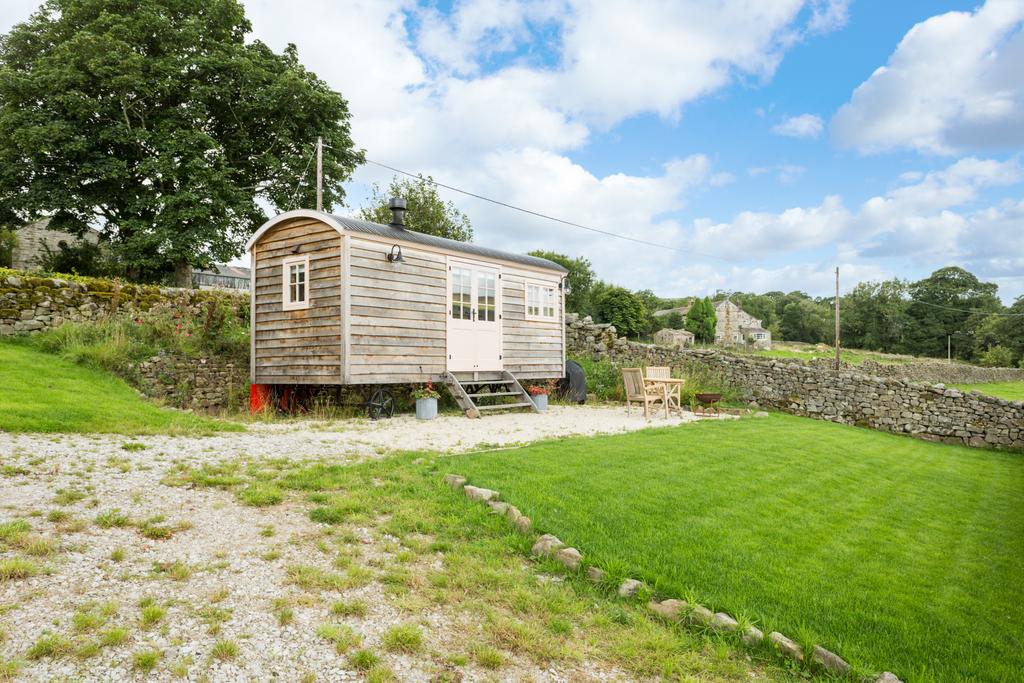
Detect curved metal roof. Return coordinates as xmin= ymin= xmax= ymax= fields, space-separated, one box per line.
xmin=327 ymin=213 xmax=567 ymax=273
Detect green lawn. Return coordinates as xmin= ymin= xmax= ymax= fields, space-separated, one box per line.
xmin=749 ymin=346 xmax=913 ymax=365
xmin=454 ymin=414 xmax=1024 ymax=682
xmin=952 ymin=381 xmax=1024 ymax=402
xmin=0 ymin=340 xmax=240 ymax=434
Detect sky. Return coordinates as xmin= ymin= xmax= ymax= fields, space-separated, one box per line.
xmin=2 ymin=0 xmax=1023 ymax=302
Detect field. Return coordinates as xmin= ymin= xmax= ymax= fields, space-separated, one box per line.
xmin=743 ymin=342 xmax=915 ymax=365
xmin=952 ymin=381 xmax=1024 ymax=402
xmin=454 ymin=414 xmax=1024 ymax=682
xmin=0 ymin=340 xmax=238 ymax=434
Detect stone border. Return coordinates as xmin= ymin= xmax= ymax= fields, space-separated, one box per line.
xmin=445 ymin=473 xmax=904 ymax=683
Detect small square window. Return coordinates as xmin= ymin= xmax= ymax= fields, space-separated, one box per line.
xmin=282 ymin=255 xmax=310 ymax=311
xmin=526 ymin=281 xmax=558 ymax=321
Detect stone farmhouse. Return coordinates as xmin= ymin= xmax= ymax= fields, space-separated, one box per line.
xmin=653 ymin=298 xmax=772 ymax=350
xmin=8 ymin=218 xmax=100 ymax=271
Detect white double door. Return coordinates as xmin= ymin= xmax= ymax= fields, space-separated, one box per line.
xmin=447 ymin=259 xmax=501 ymax=372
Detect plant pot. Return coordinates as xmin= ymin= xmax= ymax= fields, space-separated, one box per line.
xmin=531 ymin=394 xmax=548 ymax=411
xmin=415 ymin=397 xmax=438 ymax=420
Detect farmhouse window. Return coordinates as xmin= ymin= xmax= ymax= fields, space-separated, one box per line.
xmin=282 ymin=255 xmax=310 ymax=311
xmin=527 ymin=282 xmax=557 ymax=320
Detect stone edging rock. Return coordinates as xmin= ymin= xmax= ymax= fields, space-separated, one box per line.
xmin=445 ymin=473 xmax=904 ymax=683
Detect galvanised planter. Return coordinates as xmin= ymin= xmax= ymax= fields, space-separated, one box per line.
xmin=531 ymin=394 xmax=549 ymax=411
xmin=415 ymin=397 xmax=438 ymax=420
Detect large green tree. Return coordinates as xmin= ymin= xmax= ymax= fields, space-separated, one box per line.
xmin=685 ymin=297 xmax=717 ymax=343
xmin=0 ymin=0 xmax=362 ymax=284
xmin=595 ymin=286 xmax=647 ymax=338
xmin=359 ymin=175 xmax=472 ymax=242
xmin=905 ymin=267 xmax=1002 ymax=360
xmin=528 ymin=250 xmax=595 ymax=314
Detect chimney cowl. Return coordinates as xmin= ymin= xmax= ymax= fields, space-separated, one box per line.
xmin=388 ymin=197 xmax=407 ymax=228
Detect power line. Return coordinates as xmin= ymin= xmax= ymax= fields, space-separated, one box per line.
xmin=321 ymin=143 xmax=738 ymax=263
xmin=319 ymin=143 xmax=1024 ymax=316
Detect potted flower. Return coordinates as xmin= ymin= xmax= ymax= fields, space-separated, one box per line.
xmin=526 ymin=382 xmax=552 ymax=411
xmin=412 ymin=382 xmax=440 ymax=420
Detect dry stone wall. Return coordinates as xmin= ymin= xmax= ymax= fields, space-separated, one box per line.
xmin=566 ymin=313 xmax=1024 ymax=451
xmin=131 ymin=354 xmax=245 ymax=412
xmin=0 ymin=270 xmax=247 ymax=336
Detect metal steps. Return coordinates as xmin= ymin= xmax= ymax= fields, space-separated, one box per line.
xmin=442 ymin=370 xmax=539 ymax=418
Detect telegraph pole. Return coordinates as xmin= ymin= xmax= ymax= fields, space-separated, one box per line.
xmin=834 ymin=267 xmax=841 ymax=371
xmin=315 ymin=136 xmax=323 ymax=212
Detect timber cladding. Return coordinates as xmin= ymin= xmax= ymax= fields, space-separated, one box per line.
xmin=502 ymin=272 xmax=564 ymax=379
xmin=252 ymin=217 xmax=343 ymax=384
xmin=347 ymin=238 xmax=447 ymax=383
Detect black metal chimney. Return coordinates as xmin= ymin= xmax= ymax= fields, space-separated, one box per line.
xmin=388 ymin=197 xmax=406 ymax=228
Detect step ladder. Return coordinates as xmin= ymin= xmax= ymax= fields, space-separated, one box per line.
xmin=442 ymin=370 xmax=539 ymax=418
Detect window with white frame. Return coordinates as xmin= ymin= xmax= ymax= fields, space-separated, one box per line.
xmin=526 ymin=282 xmax=557 ymax=320
xmin=282 ymin=255 xmax=310 ymax=310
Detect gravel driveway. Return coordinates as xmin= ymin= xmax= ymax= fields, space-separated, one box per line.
xmin=0 ymin=406 xmax=730 ymax=682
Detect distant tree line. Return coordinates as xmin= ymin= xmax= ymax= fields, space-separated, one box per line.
xmin=529 ymin=252 xmax=1024 ymax=367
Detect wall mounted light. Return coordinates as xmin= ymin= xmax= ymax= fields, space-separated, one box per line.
xmin=386 ymin=245 xmax=404 ymax=263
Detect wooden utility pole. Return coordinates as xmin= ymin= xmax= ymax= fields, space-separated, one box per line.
xmin=834 ymin=267 xmax=841 ymax=371
xmin=948 ymin=334 xmax=951 ymax=363
xmin=315 ymin=136 xmax=323 ymax=212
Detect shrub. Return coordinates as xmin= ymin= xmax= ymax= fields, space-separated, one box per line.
xmin=979 ymin=345 xmax=1015 ymax=368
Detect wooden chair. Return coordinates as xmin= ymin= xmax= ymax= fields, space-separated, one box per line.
xmin=646 ymin=366 xmax=682 ymax=411
xmin=622 ymin=368 xmax=669 ymax=419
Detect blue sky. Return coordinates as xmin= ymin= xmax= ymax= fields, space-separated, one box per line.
xmin=2 ymin=0 xmax=1022 ymax=301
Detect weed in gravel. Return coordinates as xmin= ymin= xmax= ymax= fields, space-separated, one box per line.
xmin=132 ymin=648 xmax=161 ymax=672
xmin=110 ymin=547 xmax=126 ymax=562
xmin=20 ymin=534 xmax=57 ymax=557
xmin=53 ymin=488 xmax=87 ymax=505
xmin=45 ymin=510 xmax=69 ymax=523
xmin=210 ymin=639 xmax=239 ymax=661
xmin=72 ymin=602 xmax=116 ymax=632
xmin=0 ymin=520 xmax=30 ymax=544
xmin=209 ymin=586 xmax=230 ymax=603
xmin=74 ymin=639 xmax=101 ymax=659
xmin=0 ymin=658 xmax=21 ymax=681
xmin=106 ymin=455 xmax=133 ymax=472
xmin=381 ymin=624 xmax=423 ymax=654
xmin=0 ymin=557 xmax=40 ymax=581
xmin=27 ymin=632 xmax=74 ymax=659
xmin=237 ymin=482 xmax=284 ymax=507
xmin=261 ymin=548 xmax=282 ymax=561
xmin=137 ymin=515 xmax=189 ymax=540
xmin=316 ymin=623 xmax=361 ymax=654
xmin=259 ymin=525 xmax=275 ymax=537
xmin=284 ymin=564 xmax=349 ymax=591
xmin=121 ymin=441 xmax=147 ymax=452
xmin=99 ymin=627 xmax=129 ymax=647
xmin=348 ymin=648 xmax=379 ymax=671
xmin=366 ymin=664 xmax=397 ymax=683
xmin=169 ymin=655 xmax=192 ymax=678
xmin=330 ymin=598 xmax=367 ymax=618
xmin=140 ymin=603 xmax=166 ymax=629
xmin=196 ymin=607 xmax=232 ymax=635
xmin=471 ymin=643 xmax=505 ymax=669
xmin=152 ymin=560 xmax=193 ymax=581
xmin=94 ymin=508 xmax=131 ymax=528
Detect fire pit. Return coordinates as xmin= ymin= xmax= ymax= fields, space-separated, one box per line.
xmin=694 ymin=392 xmax=722 ymax=415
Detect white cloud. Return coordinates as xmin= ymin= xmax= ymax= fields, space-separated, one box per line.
xmin=806 ymin=0 xmax=851 ymax=35
xmin=772 ymin=113 xmax=824 ymax=139
xmin=749 ymin=164 xmax=807 ymax=184
xmin=833 ymin=0 xmax=1024 ymax=154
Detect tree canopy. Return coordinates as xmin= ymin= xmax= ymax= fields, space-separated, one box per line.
xmin=685 ymin=297 xmax=717 ymax=343
xmin=0 ymin=0 xmax=362 ymax=284
xmin=359 ymin=175 xmax=472 ymax=242
xmin=595 ymin=286 xmax=647 ymax=338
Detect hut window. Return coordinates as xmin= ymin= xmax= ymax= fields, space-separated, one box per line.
xmin=451 ymin=267 xmax=472 ymax=320
xmin=526 ymin=282 xmax=557 ymax=321
xmin=282 ymin=255 xmax=310 ymax=311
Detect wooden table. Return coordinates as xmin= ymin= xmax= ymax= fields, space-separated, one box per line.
xmin=646 ymin=377 xmax=685 ymax=412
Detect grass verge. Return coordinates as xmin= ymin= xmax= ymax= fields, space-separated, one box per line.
xmin=951 ymin=381 xmax=1024 ymax=402
xmin=453 ymin=413 xmax=1024 ymax=682
xmin=0 ymin=340 xmax=240 ymax=434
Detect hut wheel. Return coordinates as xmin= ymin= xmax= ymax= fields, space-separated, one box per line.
xmin=366 ymin=388 xmax=395 ymax=420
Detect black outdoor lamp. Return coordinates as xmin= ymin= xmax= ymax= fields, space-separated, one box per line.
xmin=386 ymin=244 xmax=404 ymax=263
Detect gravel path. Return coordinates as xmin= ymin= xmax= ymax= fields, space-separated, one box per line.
xmin=0 ymin=406 xmax=724 ymax=682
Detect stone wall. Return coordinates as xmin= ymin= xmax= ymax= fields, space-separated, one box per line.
xmin=566 ymin=313 xmax=1024 ymax=451
xmin=0 ymin=270 xmax=247 ymax=336
xmin=130 ymin=354 xmax=246 ymax=412
xmin=812 ymin=357 xmax=1024 ymax=385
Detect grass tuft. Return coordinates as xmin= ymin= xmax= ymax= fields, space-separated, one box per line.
xmin=237 ymin=482 xmax=284 ymax=507
xmin=94 ymin=508 xmax=132 ymax=528
xmin=0 ymin=557 xmax=40 ymax=581
xmin=132 ymin=648 xmax=161 ymax=673
xmin=210 ymin=639 xmax=239 ymax=661
xmin=381 ymin=623 xmax=423 ymax=654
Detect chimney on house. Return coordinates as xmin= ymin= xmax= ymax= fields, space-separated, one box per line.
xmin=388 ymin=198 xmax=406 ymax=228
